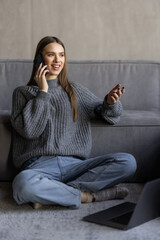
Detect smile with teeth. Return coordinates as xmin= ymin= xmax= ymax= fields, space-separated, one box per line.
xmin=51 ymin=64 xmax=61 ymax=70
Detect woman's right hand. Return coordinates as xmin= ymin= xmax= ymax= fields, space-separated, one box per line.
xmin=34 ymin=63 xmax=49 ymax=92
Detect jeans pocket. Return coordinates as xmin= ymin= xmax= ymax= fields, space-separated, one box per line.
xmin=21 ymin=156 xmax=40 ymax=170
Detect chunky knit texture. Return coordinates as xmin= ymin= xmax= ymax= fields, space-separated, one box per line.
xmin=11 ymin=79 xmax=123 ymax=169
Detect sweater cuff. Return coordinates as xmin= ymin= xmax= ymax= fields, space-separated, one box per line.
xmin=103 ymin=94 xmax=116 ymax=109
xmin=102 ymin=94 xmax=123 ymax=115
xmin=36 ymin=90 xmax=51 ymax=102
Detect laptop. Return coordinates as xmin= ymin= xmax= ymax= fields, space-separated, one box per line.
xmin=83 ymin=178 xmax=160 ymax=230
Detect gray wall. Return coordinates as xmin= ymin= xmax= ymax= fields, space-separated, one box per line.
xmin=0 ymin=0 xmax=160 ymax=61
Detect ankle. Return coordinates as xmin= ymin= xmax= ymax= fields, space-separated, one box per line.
xmin=81 ymin=192 xmax=87 ymax=203
xmin=30 ymin=202 xmax=43 ymax=210
xmin=81 ymin=192 xmax=93 ymax=203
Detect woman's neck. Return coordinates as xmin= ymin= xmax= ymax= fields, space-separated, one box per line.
xmin=46 ymin=78 xmax=60 ymax=88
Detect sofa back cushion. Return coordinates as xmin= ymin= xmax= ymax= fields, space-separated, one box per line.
xmin=0 ymin=60 xmax=160 ymax=111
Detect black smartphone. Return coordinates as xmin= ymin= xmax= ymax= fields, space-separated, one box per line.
xmin=34 ymin=53 xmax=45 ymax=71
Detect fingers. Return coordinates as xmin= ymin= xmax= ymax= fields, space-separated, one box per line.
xmin=34 ymin=64 xmax=49 ymax=92
xmin=112 ymin=83 xmax=121 ymax=91
xmin=110 ymin=92 xmax=119 ymax=104
xmin=38 ymin=64 xmax=48 ymax=78
xmin=34 ymin=64 xmax=48 ymax=82
xmin=112 ymin=85 xmax=125 ymax=96
xmin=107 ymin=84 xmax=125 ymax=104
xmin=42 ymin=69 xmax=49 ymax=77
xmin=111 ymin=92 xmax=119 ymax=101
xmin=121 ymin=87 xmax=125 ymax=94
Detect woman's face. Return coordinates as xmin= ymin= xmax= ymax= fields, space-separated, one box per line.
xmin=42 ymin=42 xmax=65 ymax=80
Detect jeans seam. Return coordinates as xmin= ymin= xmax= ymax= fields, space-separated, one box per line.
xmin=56 ymin=157 xmax=64 ymax=181
xmin=52 ymin=179 xmax=81 ymax=196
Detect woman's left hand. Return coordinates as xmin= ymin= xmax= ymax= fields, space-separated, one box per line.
xmin=107 ymin=83 xmax=125 ymax=105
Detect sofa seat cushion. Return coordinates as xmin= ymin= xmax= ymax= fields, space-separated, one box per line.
xmin=91 ymin=110 xmax=160 ymax=126
xmin=120 ymin=110 xmax=160 ymax=126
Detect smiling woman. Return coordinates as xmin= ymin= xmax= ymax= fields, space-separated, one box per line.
xmin=42 ymin=43 xmax=65 ymax=79
xmin=10 ymin=36 xmax=136 ymax=210
xmin=27 ymin=36 xmax=78 ymax=122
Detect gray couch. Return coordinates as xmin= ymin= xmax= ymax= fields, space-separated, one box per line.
xmin=0 ymin=60 xmax=160 ymax=182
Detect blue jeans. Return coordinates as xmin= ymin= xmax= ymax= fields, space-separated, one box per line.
xmin=12 ymin=153 xmax=137 ymax=209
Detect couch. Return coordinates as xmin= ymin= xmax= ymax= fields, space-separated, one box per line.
xmin=0 ymin=60 xmax=160 ymax=182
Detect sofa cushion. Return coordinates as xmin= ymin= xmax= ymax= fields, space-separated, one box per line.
xmin=68 ymin=60 xmax=160 ymax=111
xmin=0 ymin=60 xmax=160 ymax=111
xmin=92 ymin=110 xmax=160 ymax=126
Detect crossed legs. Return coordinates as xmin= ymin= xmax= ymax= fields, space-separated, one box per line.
xmin=12 ymin=153 xmax=137 ymax=209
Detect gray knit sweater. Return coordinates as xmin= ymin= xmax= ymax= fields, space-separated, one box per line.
xmin=11 ymin=79 xmax=123 ymax=169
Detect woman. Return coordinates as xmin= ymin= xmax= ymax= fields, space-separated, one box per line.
xmin=11 ymin=36 xmax=137 ymax=209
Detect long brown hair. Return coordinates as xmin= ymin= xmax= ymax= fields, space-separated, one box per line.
xmin=27 ymin=36 xmax=78 ymax=122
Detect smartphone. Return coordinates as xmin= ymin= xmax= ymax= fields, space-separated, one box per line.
xmin=34 ymin=53 xmax=45 ymax=71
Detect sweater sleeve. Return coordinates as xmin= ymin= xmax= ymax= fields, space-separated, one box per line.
xmin=100 ymin=94 xmax=123 ymax=124
xmin=73 ymin=83 xmax=122 ymax=124
xmin=11 ymin=86 xmax=51 ymax=139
